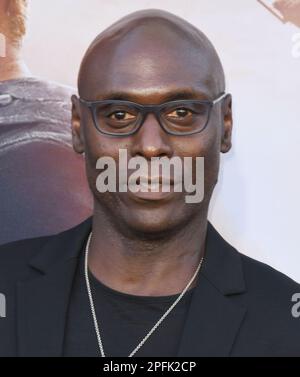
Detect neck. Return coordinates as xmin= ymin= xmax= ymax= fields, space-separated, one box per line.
xmin=88 ymin=202 xmax=208 ymax=297
xmin=0 ymin=43 xmax=30 ymax=81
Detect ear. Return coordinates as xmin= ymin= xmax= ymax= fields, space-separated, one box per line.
xmin=220 ymin=94 xmax=233 ymax=153
xmin=71 ymin=95 xmax=85 ymax=154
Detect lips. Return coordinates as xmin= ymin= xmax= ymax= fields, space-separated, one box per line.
xmin=137 ymin=176 xmax=175 ymax=185
xmin=125 ymin=175 xmax=183 ymax=202
xmin=128 ymin=176 xmax=175 ymax=192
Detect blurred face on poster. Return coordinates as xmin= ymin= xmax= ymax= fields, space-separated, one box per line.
xmin=0 ymin=0 xmax=27 ymax=46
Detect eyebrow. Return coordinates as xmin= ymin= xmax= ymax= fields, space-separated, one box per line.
xmin=94 ymin=89 xmax=211 ymax=103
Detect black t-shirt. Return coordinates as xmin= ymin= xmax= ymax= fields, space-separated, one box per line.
xmin=63 ymin=250 xmax=195 ymax=357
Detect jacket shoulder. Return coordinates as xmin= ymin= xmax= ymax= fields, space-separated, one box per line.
xmin=0 ymin=236 xmax=51 ymax=259
xmin=238 ymin=251 xmax=300 ymax=349
xmin=0 ymin=236 xmax=52 ymax=276
xmin=239 ymin=251 xmax=300 ymax=292
xmin=0 ymin=218 xmax=92 ymax=281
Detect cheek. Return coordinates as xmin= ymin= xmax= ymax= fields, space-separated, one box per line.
xmin=81 ymin=115 xmax=130 ymax=191
xmin=82 ymin=114 xmax=127 ymax=168
xmin=173 ymin=119 xmax=221 ymax=191
xmin=201 ymin=118 xmax=222 ymax=191
xmin=174 ymin=116 xmax=221 ymax=158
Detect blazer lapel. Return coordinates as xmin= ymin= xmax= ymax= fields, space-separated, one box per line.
xmin=177 ymin=223 xmax=247 ymax=357
xmin=16 ymin=217 xmax=92 ymax=357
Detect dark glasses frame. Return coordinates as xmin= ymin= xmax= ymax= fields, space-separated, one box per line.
xmin=78 ymin=92 xmax=227 ymax=136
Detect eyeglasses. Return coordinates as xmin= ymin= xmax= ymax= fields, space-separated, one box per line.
xmin=78 ymin=92 xmax=227 ymax=136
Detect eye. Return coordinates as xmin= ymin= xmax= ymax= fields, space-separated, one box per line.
xmin=109 ymin=111 xmax=136 ymax=121
xmin=167 ymin=108 xmax=193 ymax=119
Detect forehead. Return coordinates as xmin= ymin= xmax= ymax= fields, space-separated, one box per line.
xmin=80 ymin=27 xmax=218 ymax=102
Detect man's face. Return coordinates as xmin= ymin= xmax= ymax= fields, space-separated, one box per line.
xmin=72 ymin=26 xmax=232 ymax=236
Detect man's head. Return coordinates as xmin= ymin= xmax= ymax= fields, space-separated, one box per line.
xmin=72 ymin=9 xmax=233 ymax=238
xmin=0 ymin=0 xmax=28 ymax=48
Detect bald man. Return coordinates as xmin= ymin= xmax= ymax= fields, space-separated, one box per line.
xmin=0 ymin=0 xmax=92 ymax=244
xmin=0 ymin=9 xmax=300 ymax=357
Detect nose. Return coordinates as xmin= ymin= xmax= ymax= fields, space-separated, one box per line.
xmin=130 ymin=113 xmax=173 ymax=160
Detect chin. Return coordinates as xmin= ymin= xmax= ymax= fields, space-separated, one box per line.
xmin=123 ymin=204 xmax=193 ymax=239
xmin=121 ymin=209 xmax=183 ymax=239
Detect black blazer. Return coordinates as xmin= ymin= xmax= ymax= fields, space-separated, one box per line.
xmin=0 ymin=217 xmax=299 ymax=357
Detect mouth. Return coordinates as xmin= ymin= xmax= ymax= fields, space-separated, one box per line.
xmin=137 ymin=176 xmax=174 ymax=185
xmin=126 ymin=176 xmax=181 ymax=202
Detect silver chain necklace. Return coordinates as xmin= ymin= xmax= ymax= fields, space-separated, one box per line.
xmin=84 ymin=231 xmax=204 ymax=357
